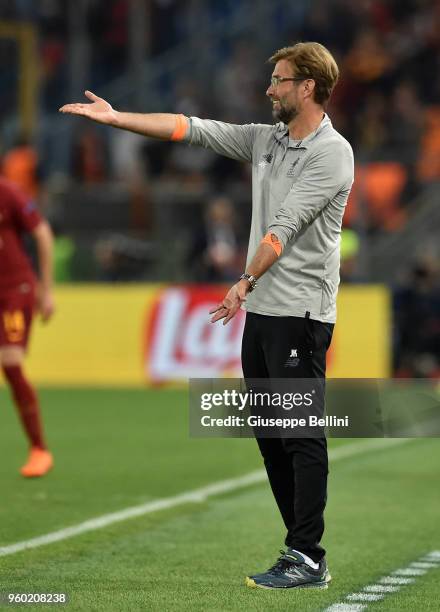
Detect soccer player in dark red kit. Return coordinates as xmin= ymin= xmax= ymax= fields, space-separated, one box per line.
xmin=0 ymin=176 xmax=55 ymax=477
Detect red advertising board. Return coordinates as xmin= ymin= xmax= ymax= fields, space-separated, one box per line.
xmin=145 ymin=286 xmax=245 ymax=382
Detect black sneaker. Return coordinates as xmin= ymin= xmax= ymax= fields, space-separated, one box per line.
xmin=245 ymin=548 xmax=331 ymax=590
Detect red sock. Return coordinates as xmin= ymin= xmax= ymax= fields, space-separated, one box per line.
xmin=2 ymin=365 xmax=46 ymax=449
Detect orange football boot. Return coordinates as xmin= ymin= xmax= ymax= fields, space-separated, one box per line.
xmin=20 ymin=447 xmax=54 ymax=478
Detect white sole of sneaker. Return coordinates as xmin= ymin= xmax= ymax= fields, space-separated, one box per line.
xmin=245 ymin=577 xmax=328 ymax=590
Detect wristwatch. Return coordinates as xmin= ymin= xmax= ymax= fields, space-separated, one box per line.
xmin=239 ymin=273 xmax=258 ymax=291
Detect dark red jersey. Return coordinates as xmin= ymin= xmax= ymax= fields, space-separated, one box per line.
xmin=0 ymin=177 xmax=42 ymax=290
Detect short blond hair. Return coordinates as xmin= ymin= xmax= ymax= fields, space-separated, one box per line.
xmin=269 ymin=42 xmax=339 ymax=105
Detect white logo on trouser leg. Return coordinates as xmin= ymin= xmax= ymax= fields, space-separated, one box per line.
xmin=284 ymin=349 xmax=300 ymax=367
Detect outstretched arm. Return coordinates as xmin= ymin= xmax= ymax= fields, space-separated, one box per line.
xmin=59 ymin=91 xmax=188 ymax=141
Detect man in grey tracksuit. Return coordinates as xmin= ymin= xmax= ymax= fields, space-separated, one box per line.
xmin=60 ymin=41 xmax=354 ymax=590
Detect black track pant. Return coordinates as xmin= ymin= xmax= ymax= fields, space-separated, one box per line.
xmin=241 ymin=312 xmax=334 ymax=563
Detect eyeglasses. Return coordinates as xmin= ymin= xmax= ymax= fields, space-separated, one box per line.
xmin=270 ymin=76 xmax=304 ymax=88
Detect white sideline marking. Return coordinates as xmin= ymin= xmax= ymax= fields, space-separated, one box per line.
xmin=325 ymin=605 xmax=367 ymax=612
xmin=364 ymin=585 xmax=400 ymax=593
xmin=426 ymin=551 xmax=440 ymax=559
xmin=0 ymin=438 xmax=410 ymax=558
xmin=379 ymin=576 xmax=414 ymax=585
xmin=393 ymin=568 xmax=426 ymax=576
xmin=324 ymin=550 xmax=440 ymax=611
xmin=347 ymin=594 xmax=384 ymax=602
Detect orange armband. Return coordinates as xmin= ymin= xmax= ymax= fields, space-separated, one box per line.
xmin=170 ymin=114 xmax=189 ymax=141
xmin=261 ymin=232 xmax=283 ymax=256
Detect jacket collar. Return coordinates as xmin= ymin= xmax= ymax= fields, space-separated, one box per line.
xmin=274 ymin=113 xmax=332 ymax=149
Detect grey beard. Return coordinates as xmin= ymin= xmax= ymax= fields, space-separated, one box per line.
xmin=272 ymin=105 xmax=298 ymax=124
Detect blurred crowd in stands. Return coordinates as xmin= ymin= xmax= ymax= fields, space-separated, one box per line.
xmin=0 ymin=0 xmax=439 ymax=376
xmin=393 ymin=256 xmax=440 ymax=379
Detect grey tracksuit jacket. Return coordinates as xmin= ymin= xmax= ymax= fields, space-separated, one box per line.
xmin=183 ymin=114 xmax=354 ymax=323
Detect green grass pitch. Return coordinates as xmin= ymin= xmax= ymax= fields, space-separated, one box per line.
xmin=0 ymin=388 xmax=439 ymax=611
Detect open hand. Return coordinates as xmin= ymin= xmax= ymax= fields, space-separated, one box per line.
xmin=59 ymin=91 xmax=118 ymax=125
xmin=209 ymin=281 xmax=249 ymax=325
